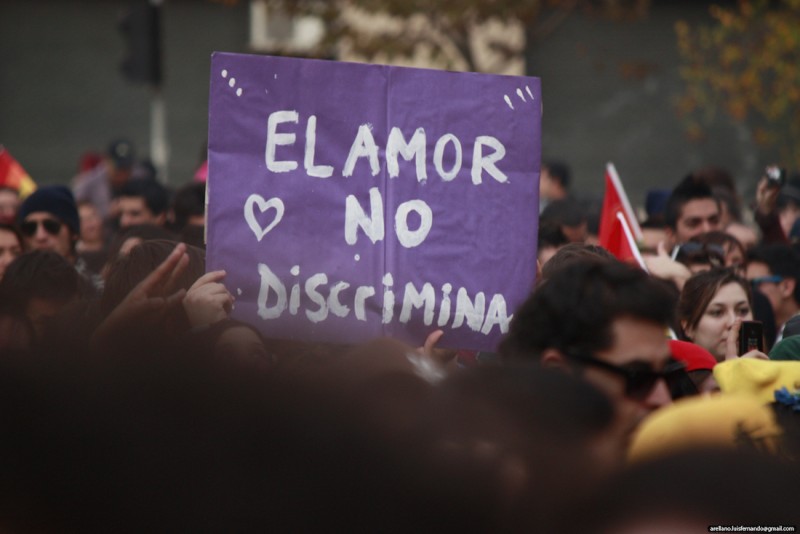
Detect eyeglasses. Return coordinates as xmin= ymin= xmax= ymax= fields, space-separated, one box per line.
xmin=750 ymin=275 xmax=784 ymax=288
xmin=20 ymin=218 xmax=62 ymax=237
xmin=565 ymin=350 xmax=686 ymax=401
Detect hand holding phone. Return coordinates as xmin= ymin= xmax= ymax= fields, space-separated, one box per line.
xmin=738 ymin=320 xmax=764 ymax=356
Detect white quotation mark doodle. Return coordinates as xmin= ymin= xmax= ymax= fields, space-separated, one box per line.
xmin=503 ymin=85 xmax=535 ymax=110
xmin=221 ymin=69 xmax=243 ymax=97
xmin=244 ymin=194 xmax=285 ymax=241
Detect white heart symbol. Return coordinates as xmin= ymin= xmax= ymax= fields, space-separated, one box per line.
xmin=244 ymin=194 xmax=284 ymax=241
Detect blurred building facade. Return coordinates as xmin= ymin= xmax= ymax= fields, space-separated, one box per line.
xmin=1 ymin=1 xmax=775 ymax=208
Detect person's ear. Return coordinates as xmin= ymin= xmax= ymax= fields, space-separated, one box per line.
xmin=780 ymin=278 xmax=796 ymax=300
xmin=540 ymin=348 xmax=572 ymax=374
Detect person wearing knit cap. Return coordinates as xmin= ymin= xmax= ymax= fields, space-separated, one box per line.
xmin=18 ymin=185 xmax=80 ymax=264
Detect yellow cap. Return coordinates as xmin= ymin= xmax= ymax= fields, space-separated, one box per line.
xmin=713 ymin=359 xmax=800 ymax=404
xmin=629 ymin=394 xmax=782 ymax=463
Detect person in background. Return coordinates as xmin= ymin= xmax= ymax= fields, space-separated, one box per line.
xmin=684 ymin=232 xmax=777 ymax=347
xmin=536 ymin=221 xmax=568 ymax=267
xmin=116 ymin=179 xmax=170 ymax=229
xmin=663 ymin=174 xmax=722 ymax=251
xmin=668 ymin=339 xmax=718 ymax=394
xmin=17 ymin=185 xmax=101 ymax=290
xmin=746 ymin=243 xmax=800 ymax=343
xmin=0 ymin=251 xmax=83 ymax=339
xmin=689 ymin=230 xmax=746 ymax=272
xmin=672 ymin=240 xmax=726 ymax=274
xmin=500 ymin=260 xmax=679 ymax=449
xmin=0 ymin=223 xmax=22 ymax=282
xmin=72 ymin=138 xmax=140 ymax=220
xmin=639 ymin=188 xmax=670 ymax=253
xmin=101 ymin=224 xmax=178 ymax=279
xmin=0 ymin=187 xmax=20 ymax=222
xmin=692 ymin=165 xmax=758 ymax=249
xmin=677 ymin=268 xmax=767 ymax=362
xmin=539 ymin=197 xmax=587 ymax=243
xmin=18 ymin=186 xmax=80 ymax=263
xmin=538 ymin=242 xmax=615 ymax=286
xmin=539 ymin=159 xmax=571 ymax=212
xmin=167 ymin=181 xmax=206 ymax=249
xmin=753 ymin=168 xmax=800 ymax=244
xmin=94 ymin=241 xmax=232 ymax=355
xmin=76 ymin=201 xmax=108 ymax=275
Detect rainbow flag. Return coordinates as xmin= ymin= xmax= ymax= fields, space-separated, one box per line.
xmin=0 ymin=146 xmax=37 ymax=199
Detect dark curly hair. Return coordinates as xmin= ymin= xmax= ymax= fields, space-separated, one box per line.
xmin=500 ymin=261 xmax=676 ymax=360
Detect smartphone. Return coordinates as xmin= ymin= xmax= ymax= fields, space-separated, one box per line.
xmin=738 ymin=320 xmax=764 ymax=355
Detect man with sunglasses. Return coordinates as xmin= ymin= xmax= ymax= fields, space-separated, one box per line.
xmin=500 ymin=260 xmax=678 ymax=448
xmin=17 ymin=186 xmax=101 ymax=290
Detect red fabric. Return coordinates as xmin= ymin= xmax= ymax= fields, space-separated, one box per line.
xmin=599 ymin=170 xmax=638 ymax=263
xmin=0 ymin=147 xmax=36 ymax=197
xmin=600 ymin=210 xmax=638 ymax=263
xmin=669 ymin=340 xmax=717 ymax=371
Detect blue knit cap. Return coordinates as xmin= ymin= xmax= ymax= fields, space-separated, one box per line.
xmin=18 ymin=185 xmax=80 ymax=235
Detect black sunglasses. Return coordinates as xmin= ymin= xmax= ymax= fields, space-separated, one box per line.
xmin=21 ymin=218 xmax=62 ymax=237
xmin=565 ymin=351 xmax=686 ymax=401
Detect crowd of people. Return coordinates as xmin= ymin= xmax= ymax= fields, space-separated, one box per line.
xmin=0 ymin=143 xmax=797 ymax=531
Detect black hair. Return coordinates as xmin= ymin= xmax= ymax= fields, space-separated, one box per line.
xmin=537 ymin=221 xmax=568 ymax=250
xmin=664 ymin=175 xmax=718 ymax=230
xmin=117 ymin=179 xmax=170 ymax=216
xmin=542 ymin=160 xmax=571 ymax=189
xmin=540 ymin=197 xmax=586 ymax=228
xmin=103 ymin=224 xmax=178 ymax=273
xmin=499 ymin=261 xmax=676 ymax=360
xmin=539 ymin=242 xmax=616 ymax=283
xmin=0 ymin=250 xmax=80 ymax=310
xmin=747 ymin=243 xmax=800 ymax=305
xmin=693 ymin=230 xmax=745 ymax=263
xmin=169 ymin=182 xmax=205 ymax=231
xmin=101 ymin=239 xmax=205 ymax=315
xmin=776 ymin=174 xmax=800 ymax=210
xmin=0 ymin=222 xmax=22 ymax=249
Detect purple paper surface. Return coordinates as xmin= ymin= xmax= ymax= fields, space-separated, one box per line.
xmin=207 ymin=53 xmax=541 ymax=351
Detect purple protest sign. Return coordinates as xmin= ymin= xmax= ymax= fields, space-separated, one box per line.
xmin=206 ymin=53 xmax=540 ymax=351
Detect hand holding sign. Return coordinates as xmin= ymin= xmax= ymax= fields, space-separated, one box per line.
xmin=183 ymin=270 xmax=235 ymax=328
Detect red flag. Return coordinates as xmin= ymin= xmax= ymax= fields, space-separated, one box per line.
xmin=0 ymin=146 xmax=36 ymax=198
xmin=599 ymin=163 xmax=641 ymax=245
xmin=604 ymin=211 xmax=648 ymax=270
xmin=599 ymin=163 xmax=646 ymax=268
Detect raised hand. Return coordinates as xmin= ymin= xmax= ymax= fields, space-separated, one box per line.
xmin=725 ymin=318 xmax=769 ymax=361
xmin=182 ymin=270 xmax=235 ymax=328
xmin=92 ymin=243 xmax=190 ymax=351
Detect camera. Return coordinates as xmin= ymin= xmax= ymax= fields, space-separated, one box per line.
xmin=764 ymin=165 xmax=786 ymax=186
